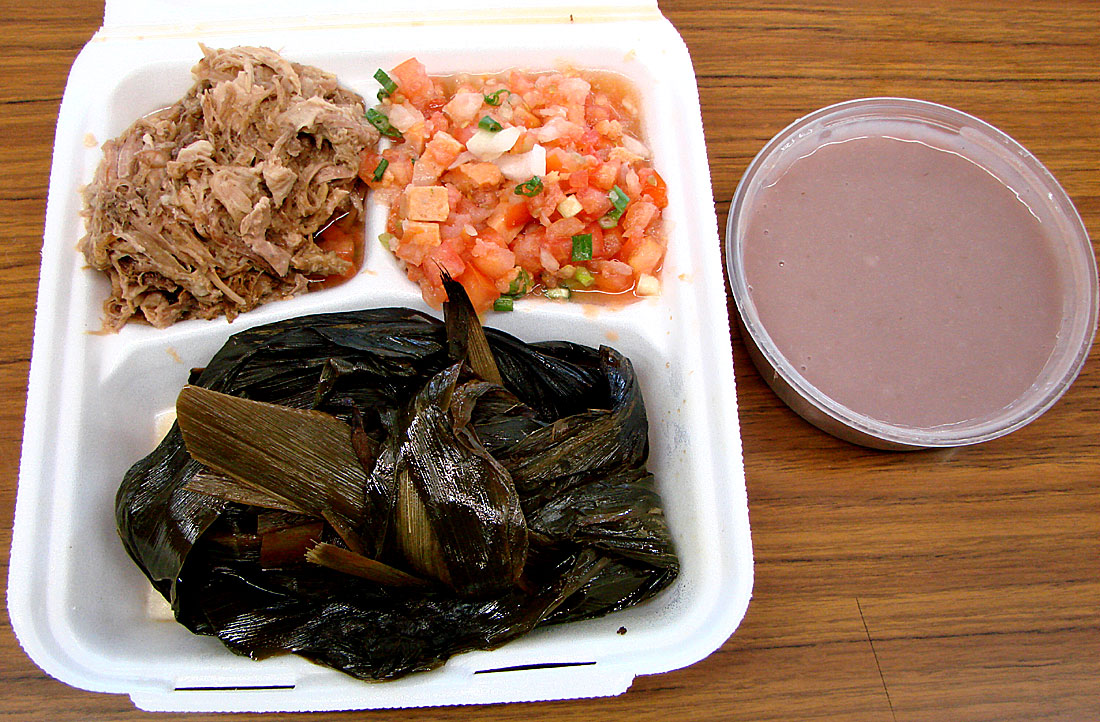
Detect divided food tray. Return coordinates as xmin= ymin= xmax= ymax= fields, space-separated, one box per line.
xmin=9 ymin=1 xmax=752 ymax=712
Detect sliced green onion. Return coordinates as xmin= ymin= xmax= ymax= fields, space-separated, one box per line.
xmin=571 ymin=233 xmax=593 ymax=261
xmin=507 ymin=268 xmax=532 ymax=295
xmin=609 ymin=185 xmax=630 ymax=213
xmin=374 ymin=69 xmax=398 ymax=99
xmin=484 ymin=89 xmax=509 ymax=106
xmin=573 ymin=266 xmax=595 ymax=287
xmin=545 ymin=287 xmax=572 ymax=300
xmin=493 ymin=296 xmax=515 ymax=312
xmin=371 ymin=157 xmax=389 ymax=182
xmin=599 ymin=185 xmax=631 ymax=228
xmin=378 ymin=232 xmax=396 ymax=251
xmin=514 ymin=176 xmax=543 ymax=197
xmin=478 ymin=116 xmax=503 ymax=132
xmin=366 ymin=108 xmax=402 ymax=138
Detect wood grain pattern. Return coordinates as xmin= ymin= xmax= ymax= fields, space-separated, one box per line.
xmin=1 ymin=1 xmax=1097 ymax=720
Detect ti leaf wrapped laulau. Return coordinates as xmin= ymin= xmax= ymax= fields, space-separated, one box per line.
xmin=115 ymin=279 xmax=678 ymax=680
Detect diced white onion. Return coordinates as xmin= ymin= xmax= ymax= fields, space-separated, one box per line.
xmin=386 ymin=103 xmax=424 ymax=133
xmin=622 ymin=134 xmax=651 ymax=159
xmin=540 ymin=246 xmax=560 ymax=273
xmin=466 ymin=126 xmax=522 ymax=162
xmin=636 ymin=273 xmax=661 ymax=296
xmin=446 ymin=150 xmax=478 ymax=171
xmin=495 ymin=144 xmax=546 ymax=182
xmin=557 ymin=195 xmax=583 ymax=218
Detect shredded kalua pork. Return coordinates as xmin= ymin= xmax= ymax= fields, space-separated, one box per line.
xmin=80 ymin=46 xmax=379 ymax=329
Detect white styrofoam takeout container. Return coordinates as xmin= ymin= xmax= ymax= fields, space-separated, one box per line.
xmin=9 ymin=0 xmax=752 ymax=712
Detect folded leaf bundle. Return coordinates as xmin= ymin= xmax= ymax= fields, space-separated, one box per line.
xmin=116 ymin=280 xmax=678 ymax=680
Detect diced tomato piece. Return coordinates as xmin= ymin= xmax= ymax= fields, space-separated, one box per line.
xmin=454 ymin=265 xmax=499 ymax=313
xmin=512 ymin=229 xmax=544 ymax=274
xmin=583 ymin=226 xmax=619 ymax=260
xmin=526 ymin=180 xmax=567 ymax=225
xmin=425 ymin=239 xmax=467 ymax=278
xmin=426 ymin=110 xmax=450 ymax=137
xmin=438 ymin=219 xmax=467 ymax=242
xmin=507 ymin=70 xmax=536 ymax=95
xmin=402 ymin=123 xmax=427 ymax=156
xmin=395 ymin=220 xmax=442 ymax=265
xmin=575 ymin=186 xmax=613 ymax=219
xmin=476 ymin=226 xmax=508 ymax=248
xmin=545 ymin=147 xmax=568 ymax=173
xmin=622 ymin=199 xmax=658 ymax=239
xmin=577 ymin=128 xmax=602 ymax=155
xmin=417 ymin=272 xmax=448 ymax=309
xmin=358 ymin=150 xmax=382 ymax=185
xmin=545 ymin=216 xmax=586 ymax=241
xmin=543 ymin=234 xmax=574 ymax=266
xmin=621 ymin=235 xmax=665 ymax=277
xmin=390 ymin=58 xmax=439 ymax=108
xmin=450 ymin=122 xmax=478 ymax=145
xmin=469 ymin=239 xmax=517 ymax=280
xmin=585 ymin=101 xmax=613 ymax=126
xmin=638 ymin=167 xmax=669 ymax=209
xmin=568 ymin=169 xmax=590 ymax=191
xmin=619 ymin=165 xmax=643 ymax=198
xmin=486 ymin=197 xmax=532 ymax=244
xmin=424 ymin=95 xmax=448 ymax=114
xmin=511 ymin=105 xmax=542 ymax=129
xmin=591 ymin=259 xmax=634 ymax=294
xmin=423 ymin=131 xmax=464 ymax=168
xmin=592 ymin=160 xmax=620 ymax=191
xmin=502 ymin=197 xmax=534 ymax=230
xmin=384 ymin=150 xmax=414 ymax=187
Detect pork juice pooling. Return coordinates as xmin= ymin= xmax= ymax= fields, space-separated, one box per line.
xmin=740 ymin=115 xmax=1065 ymax=429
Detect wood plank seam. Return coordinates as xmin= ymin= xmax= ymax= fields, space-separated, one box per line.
xmin=857 ymin=597 xmax=898 ymax=722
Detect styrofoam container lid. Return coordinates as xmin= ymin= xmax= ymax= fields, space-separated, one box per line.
xmin=9 ymin=0 xmax=752 ymax=713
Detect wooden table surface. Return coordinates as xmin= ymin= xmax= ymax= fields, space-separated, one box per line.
xmin=1 ymin=1 xmax=1097 ymax=720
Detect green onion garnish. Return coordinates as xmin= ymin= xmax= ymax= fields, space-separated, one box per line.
xmin=374 ymin=69 xmax=398 ymax=100
xmin=514 ymin=176 xmax=543 ymax=197
xmin=508 ymin=268 xmax=532 ymax=295
xmin=478 ymin=116 xmax=503 ymax=132
xmin=371 ymin=158 xmax=389 ymax=182
xmin=609 ymin=185 xmax=630 ymax=213
xmin=484 ymin=89 xmax=509 ymax=106
xmin=366 ymin=108 xmax=402 ymax=138
xmin=378 ymin=232 xmax=396 ymax=250
xmin=573 ymin=266 xmax=595 ymax=287
xmin=493 ymin=296 xmax=515 ymax=312
xmin=545 ymin=287 xmax=572 ymax=300
xmin=599 ymin=185 xmax=632 ymax=227
xmin=571 ymin=233 xmax=593 ymax=261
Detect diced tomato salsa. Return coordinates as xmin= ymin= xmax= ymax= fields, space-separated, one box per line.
xmin=361 ymin=58 xmax=667 ymax=313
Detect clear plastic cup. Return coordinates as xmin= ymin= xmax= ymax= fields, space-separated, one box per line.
xmin=725 ymin=98 xmax=1098 ymax=449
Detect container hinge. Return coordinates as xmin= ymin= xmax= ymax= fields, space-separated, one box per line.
xmin=99 ymin=0 xmax=662 ymax=37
